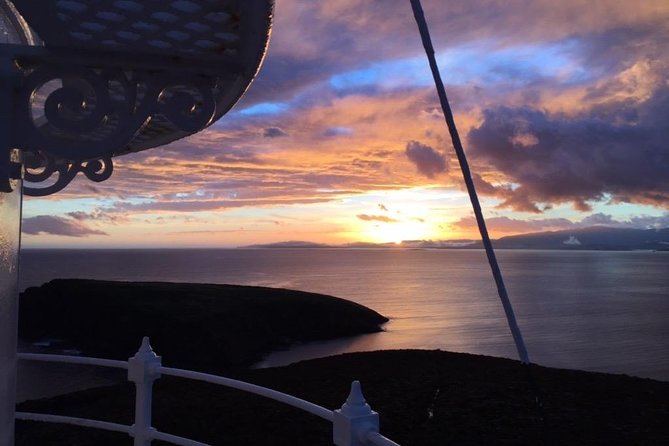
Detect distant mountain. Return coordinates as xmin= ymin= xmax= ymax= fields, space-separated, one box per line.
xmin=246 ymin=241 xmax=331 ymax=249
xmin=399 ymin=239 xmax=480 ymax=249
xmin=243 ymin=240 xmax=480 ymax=249
xmin=492 ymin=226 xmax=669 ymax=250
xmin=242 ymin=227 xmax=669 ymax=251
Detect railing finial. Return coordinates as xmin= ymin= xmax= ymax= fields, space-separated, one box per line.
xmin=333 ymin=380 xmax=380 ymax=446
xmin=138 ymin=336 xmax=154 ymax=356
xmin=128 ymin=336 xmax=162 ymax=446
xmin=340 ymin=381 xmax=373 ymax=417
xmin=19 ymin=353 xmax=401 ymax=445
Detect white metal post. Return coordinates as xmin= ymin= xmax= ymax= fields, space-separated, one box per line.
xmin=128 ymin=337 xmax=162 ymax=446
xmin=333 ymin=381 xmax=380 ymax=446
xmin=0 ymin=53 xmax=21 ymax=446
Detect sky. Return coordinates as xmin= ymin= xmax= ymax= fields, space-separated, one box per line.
xmin=21 ymin=0 xmax=669 ymax=248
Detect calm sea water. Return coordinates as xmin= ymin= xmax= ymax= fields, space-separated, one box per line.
xmin=18 ymin=249 xmax=669 ymax=383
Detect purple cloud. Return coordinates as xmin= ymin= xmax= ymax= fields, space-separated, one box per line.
xmin=22 ymin=216 xmax=108 ymax=237
xmin=405 ymin=140 xmax=448 ymax=179
xmin=323 ymin=127 xmax=354 ymax=137
xmin=213 ymin=150 xmax=264 ymax=164
xmin=263 ymin=127 xmax=289 ymax=138
xmin=357 ymin=214 xmax=399 ymax=223
xmin=468 ymin=86 xmax=669 ymax=211
xmin=452 ymin=212 xmax=669 ymax=233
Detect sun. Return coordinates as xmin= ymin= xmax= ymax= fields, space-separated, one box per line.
xmin=361 ymin=220 xmax=435 ymax=244
xmin=340 ymin=188 xmax=469 ymax=244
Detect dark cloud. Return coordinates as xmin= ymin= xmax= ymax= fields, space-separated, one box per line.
xmin=241 ymin=1 xmax=669 ymax=112
xmin=629 ymin=213 xmax=669 ymax=229
xmin=263 ymin=127 xmax=289 ymax=138
xmin=239 ymin=55 xmax=335 ymax=105
xmin=581 ymin=213 xmax=617 ymax=226
xmin=22 ymin=216 xmax=108 ymax=237
xmin=351 ymin=158 xmax=383 ymax=170
xmin=468 ymin=86 xmax=669 ymax=211
xmin=451 ymin=212 xmax=669 ymax=234
xmin=378 ymin=203 xmax=388 ymax=211
xmin=576 ymin=212 xmax=669 ymax=230
xmin=574 ymin=24 xmax=669 ymax=78
xmin=213 ymin=150 xmax=264 ymax=164
xmin=66 ymin=210 xmax=128 ymax=225
xmin=453 ymin=215 xmax=574 ymax=233
xmin=323 ymin=127 xmax=353 ymax=137
xmin=356 ymin=214 xmax=399 ymax=223
xmin=472 ymin=173 xmax=503 ymax=196
xmin=366 ymin=150 xmax=395 ymax=159
xmin=405 ymin=140 xmax=448 ymax=179
xmin=112 ymin=197 xmax=329 ymax=213
xmin=66 ymin=211 xmax=90 ymax=221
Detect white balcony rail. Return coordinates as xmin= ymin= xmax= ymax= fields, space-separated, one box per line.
xmin=17 ymin=337 xmax=400 ymax=446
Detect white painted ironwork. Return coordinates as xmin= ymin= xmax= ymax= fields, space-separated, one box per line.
xmin=17 ymin=337 xmax=401 ymax=446
xmin=17 ymin=352 xmax=128 ymax=369
xmin=334 ymin=381 xmax=389 ymax=446
xmin=128 ymin=337 xmax=162 ymax=446
xmin=366 ymin=432 xmax=402 ymax=446
xmin=15 ymin=412 xmax=133 ymax=435
xmin=0 ymin=0 xmax=274 ymax=195
xmin=149 ymin=430 xmax=209 ymax=446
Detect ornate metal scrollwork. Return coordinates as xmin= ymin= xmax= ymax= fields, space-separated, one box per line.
xmin=15 ymin=65 xmax=218 ymax=158
xmin=13 ymin=63 xmax=219 ymax=196
xmin=23 ymin=151 xmax=113 ymax=197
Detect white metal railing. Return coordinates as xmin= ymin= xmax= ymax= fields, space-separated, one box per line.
xmin=17 ymin=337 xmax=400 ymax=446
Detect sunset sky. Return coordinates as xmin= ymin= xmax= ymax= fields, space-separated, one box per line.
xmin=21 ymin=0 xmax=669 ymax=248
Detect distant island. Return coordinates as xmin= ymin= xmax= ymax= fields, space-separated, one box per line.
xmin=246 ymin=226 xmax=669 ymax=251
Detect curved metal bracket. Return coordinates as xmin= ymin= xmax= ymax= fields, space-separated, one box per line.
xmin=23 ymin=152 xmax=113 ymax=197
xmin=3 ymin=51 xmax=220 ymax=196
xmin=14 ymin=63 xmax=219 ymax=160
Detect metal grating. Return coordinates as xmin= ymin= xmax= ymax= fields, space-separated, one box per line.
xmin=11 ymin=0 xmax=247 ymax=57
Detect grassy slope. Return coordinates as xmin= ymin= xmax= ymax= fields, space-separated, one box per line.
xmin=16 ymin=350 xmax=669 ymax=445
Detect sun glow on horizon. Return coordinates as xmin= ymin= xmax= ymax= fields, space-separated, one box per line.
xmin=338 ymin=188 xmax=473 ymax=244
xmin=366 ymin=222 xmax=435 ymax=244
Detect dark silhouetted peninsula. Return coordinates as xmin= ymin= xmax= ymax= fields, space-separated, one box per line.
xmin=19 ymin=279 xmax=388 ymax=371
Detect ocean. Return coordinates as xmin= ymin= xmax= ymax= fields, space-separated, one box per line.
xmin=18 ymin=248 xmax=669 ymax=384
